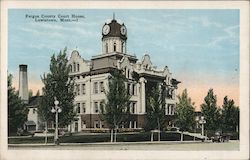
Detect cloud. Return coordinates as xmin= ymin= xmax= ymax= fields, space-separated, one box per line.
xmin=208 ymin=25 xmax=239 ymax=47
xmin=19 ymin=27 xmax=64 ymax=39
xmin=189 ymin=16 xmax=223 ymax=28
xmin=28 ymin=22 xmax=99 ymax=37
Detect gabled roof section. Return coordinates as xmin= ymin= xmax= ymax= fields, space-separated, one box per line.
xmin=68 ymin=50 xmax=91 ymax=74
xmin=118 ymin=55 xmax=133 ymax=70
xmin=141 ymin=54 xmax=153 ymax=70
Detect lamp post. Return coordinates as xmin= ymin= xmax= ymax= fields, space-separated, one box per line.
xmin=199 ymin=116 xmax=206 ymax=137
xmin=51 ymin=97 xmax=62 ymax=145
xmin=194 ymin=116 xmax=200 ymax=141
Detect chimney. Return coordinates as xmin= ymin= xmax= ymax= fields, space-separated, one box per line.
xmin=19 ymin=64 xmax=28 ymax=104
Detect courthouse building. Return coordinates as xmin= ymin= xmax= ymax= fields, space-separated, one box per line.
xmin=67 ymin=17 xmax=180 ymax=132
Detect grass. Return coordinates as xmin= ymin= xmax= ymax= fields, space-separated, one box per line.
xmin=8 ymin=132 xmax=203 ymax=144
xmin=8 ymin=136 xmax=54 ymax=144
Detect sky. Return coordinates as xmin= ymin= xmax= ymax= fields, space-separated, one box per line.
xmin=8 ymin=9 xmax=239 ymax=110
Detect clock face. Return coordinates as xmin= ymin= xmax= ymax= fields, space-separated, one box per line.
xmin=102 ymin=25 xmax=110 ymax=35
xmin=120 ymin=26 xmax=127 ymax=35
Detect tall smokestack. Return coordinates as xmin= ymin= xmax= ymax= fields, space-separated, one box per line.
xmin=19 ymin=64 xmax=28 ymax=104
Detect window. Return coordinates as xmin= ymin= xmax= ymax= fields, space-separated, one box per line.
xmin=94 ymin=121 xmax=100 ymax=128
xmin=132 ymin=84 xmax=136 ymax=95
xmin=130 ymin=102 xmax=136 ymax=114
xmin=168 ymin=105 xmax=171 ymax=115
xmin=122 ymin=42 xmax=125 ymax=53
xmin=82 ymin=84 xmax=86 ymax=95
xmin=69 ymin=65 xmax=72 ymax=72
xmin=82 ymin=103 xmax=86 ymax=113
xmin=81 ymin=121 xmax=86 ymax=129
xmin=77 ymin=63 xmax=80 ymax=72
xmin=166 ymin=104 xmax=175 ymax=115
xmin=171 ymin=105 xmax=175 ymax=115
xmin=167 ymin=89 xmax=173 ymax=99
xmin=113 ymin=42 xmax=116 ymax=52
xmin=94 ymin=102 xmax=99 ymax=113
xmin=76 ymin=84 xmax=80 ymax=95
xmin=101 ymin=121 xmax=104 ymax=128
xmin=124 ymin=68 xmax=127 ymax=76
xmin=94 ymin=82 xmax=98 ymax=94
xmin=129 ymin=121 xmax=132 ymax=128
xmin=73 ymin=62 xmax=76 ymax=72
xmin=127 ymin=69 xmax=130 ymax=79
xmin=33 ymin=108 xmax=36 ymax=114
xmin=100 ymin=101 xmax=105 ymax=113
xmin=134 ymin=84 xmax=137 ymax=95
xmin=76 ymin=103 xmax=80 ymax=114
xmin=134 ymin=121 xmax=137 ymax=129
xmin=100 ymin=82 xmax=104 ymax=93
xmin=105 ymin=43 xmax=108 ymax=53
xmin=127 ymin=83 xmax=130 ymax=95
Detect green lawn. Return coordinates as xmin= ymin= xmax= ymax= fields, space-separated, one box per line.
xmin=8 ymin=136 xmax=54 ymax=144
xmin=8 ymin=132 xmax=203 ymax=144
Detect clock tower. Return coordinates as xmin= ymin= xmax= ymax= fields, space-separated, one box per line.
xmin=102 ymin=16 xmax=127 ymax=54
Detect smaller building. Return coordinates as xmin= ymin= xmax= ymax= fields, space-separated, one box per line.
xmin=24 ymin=96 xmax=41 ymax=131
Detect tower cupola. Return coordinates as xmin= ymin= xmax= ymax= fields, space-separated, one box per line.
xmin=102 ymin=15 xmax=127 ymax=54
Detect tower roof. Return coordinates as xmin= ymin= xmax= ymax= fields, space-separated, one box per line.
xmin=102 ymin=17 xmax=127 ymax=40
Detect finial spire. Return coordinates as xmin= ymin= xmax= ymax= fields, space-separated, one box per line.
xmin=113 ymin=12 xmax=115 ymax=20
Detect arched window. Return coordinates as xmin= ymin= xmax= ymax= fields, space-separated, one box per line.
xmin=105 ymin=43 xmax=108 ymax=53
xmin=122 ymin=42 xmax=125 ymax=53
xmin=69 ymin=64 xmax=72 ymax=72
xmin=73 ymin=62 xmax=76 ymax=72
xmin=124 ymin=67 xmax=127 ymax=76
xmin=113 ymin=42 xmax=116 ymax=52
xmin=77 ymin=63 xmax=80 ymax=72
xmin=127 ymin=69 xmax=130 ymax=79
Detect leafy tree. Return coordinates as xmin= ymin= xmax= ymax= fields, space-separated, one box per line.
xmin=146 ymin=85 xmax=166 ymax=131
xmin=100 ymin=69 xmax=131 ymax=142
xmin=221 ymin=96 xmax=239 ymax=132
xmin=201 ymin=89 xmax=221 ymax=131
xmin=146 ymin=85 xmax=166 ymax=141
xmin=8 ymin=74 xmax=28 ymax=135
xmin=175 ymin=89 xmax=195 ymax=132
xmin=38 ymin=48 xmax=76 ymax=129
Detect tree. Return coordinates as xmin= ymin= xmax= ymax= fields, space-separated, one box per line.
xmin=221 ymin=96 xmax=239 ymax=132
xmin=36 ymin=90 xmax=40 ymax=96
xmin=146 ymin=85 xmax=166 ymax=141
xmin=175 ymin=89 xmax=195 ymax=132
xmin=100 ymin=69 xmax=131 ymax=142
xmin=38 ymin=48 xmax=76 ymax=129
xmin=8 ymin=74 xmax=28 ymax=135
xmin=201 ymin=89 xmax=221 ymax=131
xmin=28 ymin=89 xmax=33 ymax=99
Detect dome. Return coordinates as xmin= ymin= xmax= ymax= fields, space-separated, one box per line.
xmin=102 ymin=18 xmax=127 ymax=40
